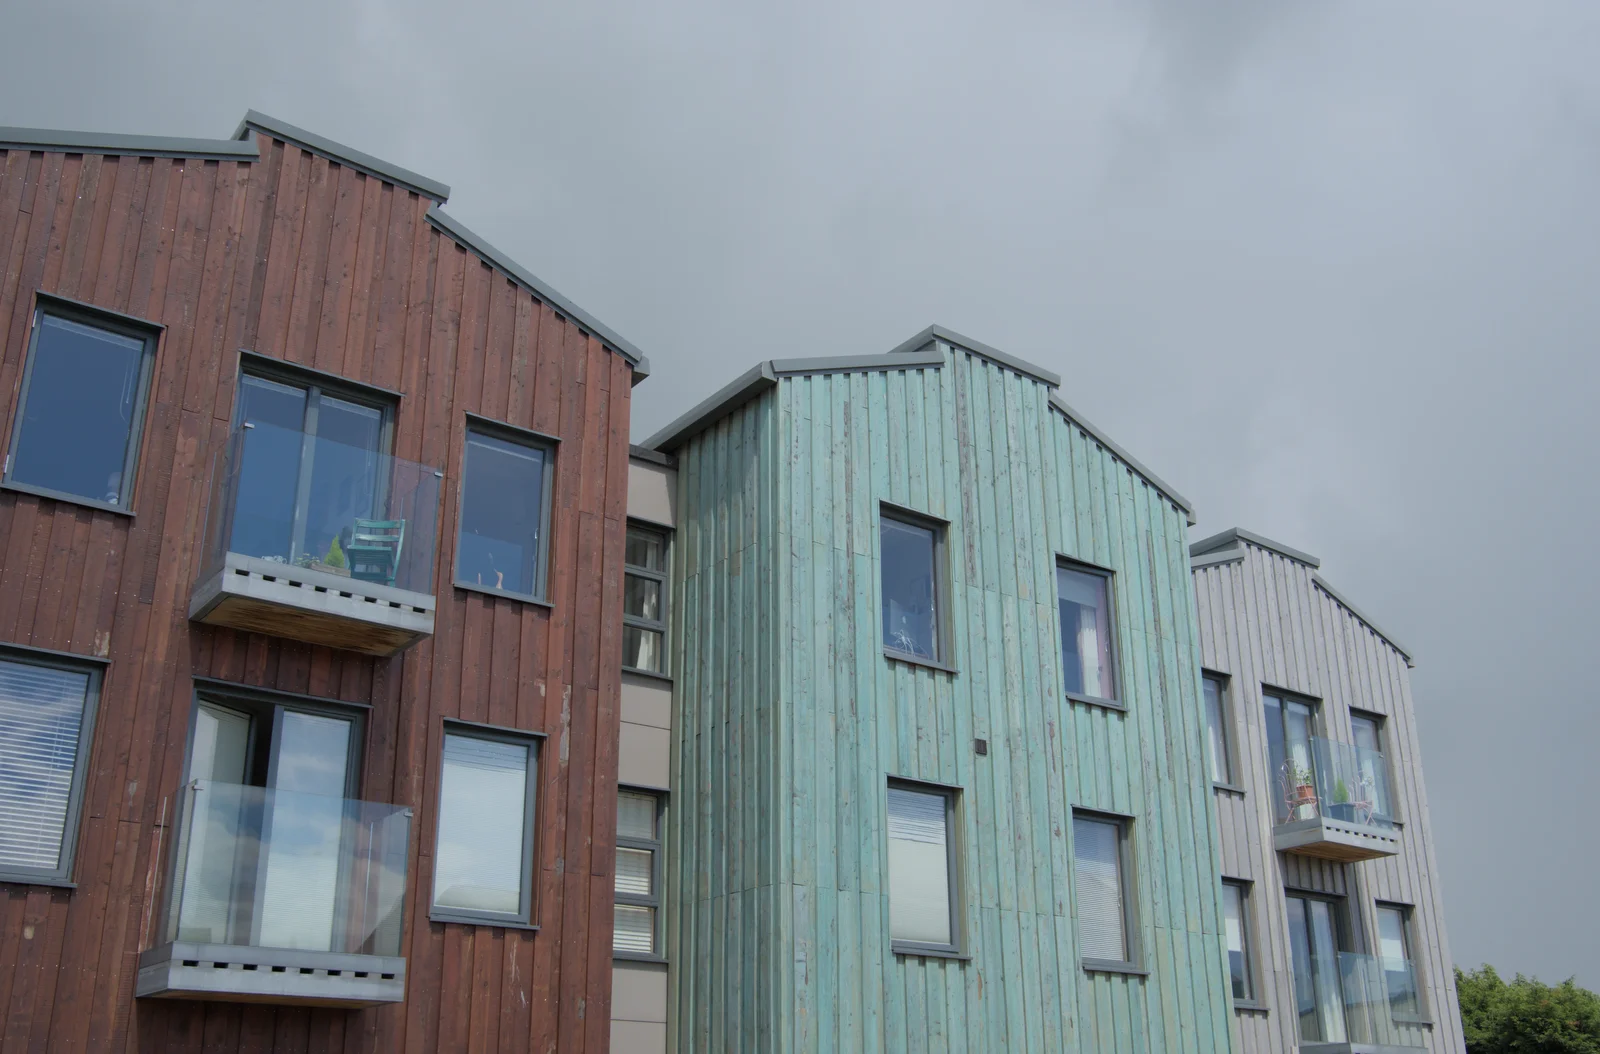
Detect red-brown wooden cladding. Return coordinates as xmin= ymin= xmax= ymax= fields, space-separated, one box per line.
xmin=0 ymin=135 xmax=633 ymax=1053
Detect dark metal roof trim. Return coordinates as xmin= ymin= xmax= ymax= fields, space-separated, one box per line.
xmin=642 ymin=362 xmax=778 ymax=452
xmin=1190 ymin=547 xmax=1246 ymax=570
xmin=235 ymin=110 xmax=451 ymax=202
xmin=1190 ymin=527 xmax=1321 ymax=568
xmin=0 ymin=126 xmax=259 ymax=162
xmin=425 ymin=207 xmax=649 ymax=380
xmin=1312 ymin=572 xmax=1415 ymax=667
xmin=628 ymin=444 xmax=676 ymax=468
xmin=771 ymin=348 xmax=946 ymax=376
xmin=891 ymin=324 xmax=1063 ymax=388
xmin=1047 ymin=392 xmax=1197 ymax=525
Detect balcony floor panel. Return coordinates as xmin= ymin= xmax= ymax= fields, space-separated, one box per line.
xmin=1274 ymin=816 xmax=1401 ymax=862
xmin=137 ymin=942 xmax=406 ymax=1009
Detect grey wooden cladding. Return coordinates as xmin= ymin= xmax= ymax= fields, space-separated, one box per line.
xmin=1192 ymin=540 xmax=1465 ymax=1053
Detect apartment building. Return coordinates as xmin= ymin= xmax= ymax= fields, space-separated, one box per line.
xmin=1191 ymin=529 xmax=1464 ymax=1053
xmin=640 ymin=327 xmax=1240 ymax=1052
xmin=0 ymin=112 xmax=644 ymax=1051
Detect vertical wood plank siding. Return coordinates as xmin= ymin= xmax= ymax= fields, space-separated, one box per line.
xmin=0 ymin=141 xmax=632 ymax=1052
xmin=1193 ymin=544 xmax=1465 ymax=1053
xmin=666 ymin=345 xmax=1238 ymax=1052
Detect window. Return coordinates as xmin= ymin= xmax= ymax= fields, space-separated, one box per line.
xmin=431 ymin=724 xmax=540 ymax=926
xmin=880 ymin=507 xmax=947 ymax=664
xmin=614 ymin=789 xmax=663 ymax=958
xmin=1263 ymin=691 xmax=1320 ymax=822
xmin=1350 ymin=710 xmax=1394 ymax=819
xmin=0 ymin=648 xmax=102 ymax=883
xmin=455 ymin=422 xmax=554 ymax=601
xmin=886 ymin=780 xmax=960 ymax=955
xmin=1376 ymin=903 xmax=1423 ymax=1020
xmin=229 ymin=363 xmax=394 ymax=570
xmin=3 ymin=300 xmax=157 ymax=510
xmin=1221 ymin=880 xmax=1257 ymax=1004
xmin=1073 ymin=812 xmax=1138 ymax=969
xmin=1058 ymin=562 xmax=1117 ymax=703
xmin=1203 ymin=674 xmax=1234 ymax=785
xmin=175 ymin=686 xmax=368 ymax=950
xmin=1286 ymin=893 xmax=1351 ymax=1043
xmin=623 ymin=525 xmax=668 ymax=674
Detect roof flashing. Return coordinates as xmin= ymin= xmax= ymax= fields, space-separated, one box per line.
xmin=0 ymin=127 xmax=258 ymax=162
xmin=1047 ymin=393 xmax=1196 ymax=525
xmin=1313 ymin=572 xmax=1416 ymax=666
xmin=893 ymin=324 xmax=1063 ymax=388
xmin=235 ymin=110 xmax=451 ymax=202
xmin=1189 ymin=527 xmax=1320 ymax=568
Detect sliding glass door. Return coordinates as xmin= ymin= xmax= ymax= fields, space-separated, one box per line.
xmin=1286 ymin=893 xmax=1348 ymax=1043
xmin=1264 ymin=693 xmax=1318 ymax=821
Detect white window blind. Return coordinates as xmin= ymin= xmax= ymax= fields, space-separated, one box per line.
xmin=614 ymin=905 xmax=654 ymax=954
xmin=1204 ymin=677 xmax=1231 ymax=784
xmin=433 ymin=734 xmax=531 ymax=916
xmin=887 ymin=786 xmax=952 ymax=946
xmin=1074 ymin=816 xmax=1128 ymax=962
xmin=0 ymin=659 xmax=90 ymax=873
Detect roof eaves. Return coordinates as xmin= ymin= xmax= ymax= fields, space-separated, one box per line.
xmin=0 ymin=126 xmax=259 ymax=162
xmin=235 ymin=110 xmax=451 ymax=203
xmin=892 ymin=324 xmax=1062 ymax=388
xmin=1313 ymin=572 xmax=1415 ymax=667
xmin=628 ymin=444 xmax=676 ymax=468
xmin=771 ymin=348 xmax=945 ymax=376
xmin=425 ymin=207 xmax=650 ymax=382
xmin=1190 ymin=547 xmax=1246 ymax=570
xmin=641 ymin=362 xmax=779 ymax=452
xmin=1189 ymin=527 xmax=1321 ymax=568
xmin=1047 ymin=392 xmax=1197 ymax=525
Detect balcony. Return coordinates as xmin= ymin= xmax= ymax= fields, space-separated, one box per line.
xmin=1273 ymin=737 xmax=1400 ymax=862
xmin=190 ymin=424 xmax=441 ymax=656
xmin=1300 ymin=952 xmax=1428 ymax=1053
xmin=138 ymin=780 xmax=411 ymax=1008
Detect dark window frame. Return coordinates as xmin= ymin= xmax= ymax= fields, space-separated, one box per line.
xmin=1375 ymin=900 xmax=1430 ymax=1024
xmin=1263 ymin=686 xmax=1324 ymax=819
xmin=429 ymin=718 xmax=545 ymax=929
xmin=879 ymin=502 xmax=955 ymax=673
xmin=886 ymin=776 xmax=966 ymax=959
xmin=1056 ymin=556 xmax=1123 ymax=710
xmin=1203 ymin=671 xmax=1242 ymax=791
xmin=1 ymin=293 xmax=160 ymax=515
xmin=622 ymin=521 xmax=670 ymax=679
xmin=1222 ymin=878 xmax=1264 ymax=1010
xmin=180 ymin=679 xmax=370 ymax=798
xmin=452 ymin=414 xmax=559 ymax=606
xmin=1349 ymin=707 xmax=1401 ymax=822
xmin=1072 ymin=807 xmax=1144 ymax=974
xmin=613 ymin=785 xmax=666 ymax=963
xmin=0 ymin=642 xmax=107 ymax=887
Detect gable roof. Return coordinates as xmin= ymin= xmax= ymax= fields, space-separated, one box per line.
xmin=0 ymin=109 xmax=647 ymax=380
xmin=1190 ymin=527 xmax=1320 ymax=567
xmin=642 ymin=325 xmax=1194 ymax=524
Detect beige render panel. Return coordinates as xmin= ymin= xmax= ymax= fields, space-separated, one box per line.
xmin=611 ymin=962 xmax=668 ymax=1021
xmin=627 ymin=459 xmax=676 ymax=528
xmin=619 ymin=721 xmax=670 ymax=790
xmin=621 ymin=676 xmax=672 ymax=729
xmin=609 ymin=1020 xmax=667 ymax=1053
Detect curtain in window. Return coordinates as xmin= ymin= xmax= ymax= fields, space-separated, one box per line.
xmin=887 ymin=787 xmax=951 ymax=945
xmin=1073 ymin=816 xmax=1126 ymax=961
xmin=1057 ymin=568 xmax=1112 ymax=698
xmin=433 ymin=735 xmax=529 ymax=914
xmin=0 ymin=660 xmax=90 ymax=871
xmin=1204 ymin=679 xmax=1231 ymax=784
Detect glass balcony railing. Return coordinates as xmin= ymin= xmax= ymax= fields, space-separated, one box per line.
xmin=199 ymin=422 xmax=442 ymax=595
xmin=158 ymin=780 xmax=411 ymax=958
xmin=1275 ymin=736 xmax=1395 ymax=829
xmin=1338 ymin=952 xmax=1424 ymax=1046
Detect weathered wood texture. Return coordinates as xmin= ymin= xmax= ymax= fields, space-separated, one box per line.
xmin=0 ymin=138 xmax=633 ymax=1052
xmin=1193 ymin=543 xmax=1465 ymax=1053
xmin=666 ymin=343 xmax=1237 ymax=1052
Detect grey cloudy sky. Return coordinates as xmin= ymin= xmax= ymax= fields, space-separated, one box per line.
xmin=3 ymin=0 xmax=1594 ymax=986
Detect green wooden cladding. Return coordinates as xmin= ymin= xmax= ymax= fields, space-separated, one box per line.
xmin=665 ymin=340 xmax=1238 ymax=1053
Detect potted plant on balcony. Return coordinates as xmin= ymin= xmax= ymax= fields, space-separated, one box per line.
xmin=308 ymin=536 xmax=352 ymax=578
xmin=1283 ymin=761 xmax=1317 ymax=819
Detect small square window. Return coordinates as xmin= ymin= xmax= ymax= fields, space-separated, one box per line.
xmin=881 ymin=508 xmax=947 ymax=664
xmin=1203 ymin=674 xmax=1234 ymax=785
xmin=3 ymin=300 xmax=157 ymax=510
xmin=1073 ymin=811 xmax=1139 ymax=969
xmin=1057 ymin=563 xmax=1118 ymax=704
xmin=431 ymin=724 xmax=540 ymax=926
xmin=455 ymin=422 xmax=555 ymax=602
xmin=0 ymin=647 xmax=102 ymax=884
xmin=623 ymin=524 xmax=669 ymax=675
xmin=1222 ymin=879 xmax=1256 ymax=1003
xmin=614 ymin=789 xmax=664 ymax=958
xmin=886 ymin=779 xmax=961 ymax=956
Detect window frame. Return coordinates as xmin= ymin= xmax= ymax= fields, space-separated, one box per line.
xmin=1072 ymin=808 xmax=1144 ymax=974
xmin=429 ymin=718 xmax=545 ymax=929
xmin=1376 ymin=900 xmax=1430 ymax=1024
xmin=878 ymin=502 xmax=955 ymax=673
xmin=181 ymin=677 xmax=370 ymax=796
xmin=1221 ymin=878 xmax=1264 ymax=1010
xmin=1349 ymin=708 xmax=1400 ymax=822
xmin=886 ymin=776 xmax=966 ymax=959
xmin=452 ymin=414 xmax=559 ymax=606
xmin=621 ymin=521 xmax=671 ymax=680
xmin=1 ymin=293 xmax=160 ymax=515
xmin=613 ymin=785 xmax=666 ymax=963
xmin=0 ymin=642 xmax=107 ymax=887
xmin=1203 ymin=671 xmax=1242 ymax=792
xmin=1055 ymin=557 xmax=1123 ymax=710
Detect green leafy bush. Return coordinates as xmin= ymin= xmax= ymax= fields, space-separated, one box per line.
xmin=1457 ymin=964 xmax=1600 ymax=1053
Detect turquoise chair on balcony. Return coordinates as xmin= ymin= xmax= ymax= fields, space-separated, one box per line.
xmin=347 ymin=519 xmax=405 ymax=587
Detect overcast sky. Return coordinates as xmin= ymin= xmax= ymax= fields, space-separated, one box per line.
xmin=4 ymin=0 xmax=1594 ymax=987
